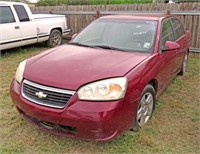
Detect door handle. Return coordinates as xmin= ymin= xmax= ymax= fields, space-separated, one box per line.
xmin=15 ymin=26 xmax=19 ymax=29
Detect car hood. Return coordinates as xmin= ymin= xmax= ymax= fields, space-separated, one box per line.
xmin=24 ymin=44 xmax=150 ymax=90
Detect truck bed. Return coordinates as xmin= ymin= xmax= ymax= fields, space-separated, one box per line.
xmin=32 ymin=14 xmax=66 ymax=20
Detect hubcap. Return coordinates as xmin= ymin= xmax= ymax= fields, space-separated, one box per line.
xmin=52 ymin=32 xmax=61 ymax=46
xmin=137 ymin=92 xmax=154 ymax=127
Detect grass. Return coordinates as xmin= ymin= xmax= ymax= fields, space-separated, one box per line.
xmin=0 ymin=45 xmax=200 ymax=153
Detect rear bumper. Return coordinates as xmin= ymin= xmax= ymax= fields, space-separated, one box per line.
xmin=63 ymin=29 xmax=71 ymax=37
xmin=10 ymin=79 xmax=136 ymax=141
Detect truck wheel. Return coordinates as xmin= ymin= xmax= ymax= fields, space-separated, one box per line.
xmin=47 ymin=29 xmax=62 ymax=48
xmin=131 ymin=84 xmax=156 ymax=132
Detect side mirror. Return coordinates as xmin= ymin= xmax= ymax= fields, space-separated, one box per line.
xmin=71 ymin=33 xmax=77 ymax=39
xmin=161 ymin=41 xmax=181 ymax=52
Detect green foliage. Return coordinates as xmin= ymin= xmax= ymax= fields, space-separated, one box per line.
xmin=37 ymin=0 xmax=153 ymax=6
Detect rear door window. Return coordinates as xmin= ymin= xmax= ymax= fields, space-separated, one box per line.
xmin=13 ymin=5 xmax=30 ymax=22
xmin=171 ymin=18 xmax=185 ymax=40
xmin=0 ymin=6 xmax=15 ymax=24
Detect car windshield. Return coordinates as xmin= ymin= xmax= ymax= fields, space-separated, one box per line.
xmin=71 ymin=18 xmax=158 ymax=53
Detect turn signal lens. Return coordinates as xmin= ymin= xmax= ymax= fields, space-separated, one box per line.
xmin=15 ymin=60 xmax=26 ymax=83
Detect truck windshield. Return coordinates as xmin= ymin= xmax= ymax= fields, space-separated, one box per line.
xmin=71 ymin=18 xmax=158 ymax=53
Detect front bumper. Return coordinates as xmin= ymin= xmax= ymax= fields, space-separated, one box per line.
xmin=10 ymin=79 xmax=137 ymax=141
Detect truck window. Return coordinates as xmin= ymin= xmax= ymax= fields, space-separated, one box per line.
xmin=13 ymin=5 xmax=30 ymax=22
xmin=0 ymin=6 xmax=15 ymax=24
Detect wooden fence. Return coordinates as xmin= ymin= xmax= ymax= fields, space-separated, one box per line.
xmin=32 ymin=3 xmax=200 ymax=48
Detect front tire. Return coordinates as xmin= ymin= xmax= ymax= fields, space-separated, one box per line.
xmin=47 ymin=29 xmax=62 ymax=48
xmin=132 ymin=84 xmax=156 ymax=131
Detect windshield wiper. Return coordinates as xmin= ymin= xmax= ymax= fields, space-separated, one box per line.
xmin=68 ymin=43 xmax=128 ymax=52
xmin=92 ymin=45 xmax=128 ymax=52
xmin=68 ymin=42 xmax=93 ymax=48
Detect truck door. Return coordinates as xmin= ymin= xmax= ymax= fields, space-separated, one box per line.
xmin=13 ymin=5 xmax=37 ymax=46
xmin=0 ymin=6 xmax=21 ymax=50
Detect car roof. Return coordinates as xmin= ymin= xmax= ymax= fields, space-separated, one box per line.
xmin=100 ymin=14 xmax=172 ymax=21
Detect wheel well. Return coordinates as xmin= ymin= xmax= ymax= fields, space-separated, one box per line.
xmin=51 ymin=28 xmax=62 ymax=34
xmin=148 ymin=79 xmax=158 ymax=93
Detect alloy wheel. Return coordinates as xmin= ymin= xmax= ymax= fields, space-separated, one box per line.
xmin=52 ymin=32 xmax=61 ymax=47
xmin=137 ymin=92 xmax=154 ymax=127
xmin=182 ymin=53 xmax=188 ymax=74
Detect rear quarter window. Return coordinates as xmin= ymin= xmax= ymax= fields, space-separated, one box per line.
xmin=171 ymin=18 xmax=185 ymax=40
xmin=13 ymin=5 xmax=30 ymax=22
xmin=0 ymin=6 xmax=15 ymax=24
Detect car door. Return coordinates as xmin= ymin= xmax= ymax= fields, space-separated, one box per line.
xmin=13 ymin=4 xmax=37 ymax=46
xmin=0 ymin=6 xmax=21 ymax=50
xmin=170 ymin=18 xmax=187 ymax=74
xmin=157 ymin=19 xmax=177 ymax=91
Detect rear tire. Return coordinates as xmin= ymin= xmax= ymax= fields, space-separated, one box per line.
xmin=179 ymin=52 xmax=189 ymax=76
xmin=131 ymin=84 xmax=156 ymax=132
xmin=47 ymin=29 xmax=62 ymax=48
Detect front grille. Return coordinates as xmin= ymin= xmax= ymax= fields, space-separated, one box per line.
xmin=22 ymin=79 xmax=75 ymax=109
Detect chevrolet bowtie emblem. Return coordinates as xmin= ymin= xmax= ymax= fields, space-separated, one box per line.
xmin=35 ymin=91 xmax=47 ymax=99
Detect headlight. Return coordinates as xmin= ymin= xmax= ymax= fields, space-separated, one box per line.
xmin=77 ymin=77 xmax=127 ymax=101
xmin=15 ymin=60 xmax=26 ymax=83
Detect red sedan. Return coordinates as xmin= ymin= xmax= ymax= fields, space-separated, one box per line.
xmin=10 ymin=15 xmax=190 ymax=141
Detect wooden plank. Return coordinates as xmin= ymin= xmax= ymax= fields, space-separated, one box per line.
xmin=192 ymin=15 xmax=198 ymax=48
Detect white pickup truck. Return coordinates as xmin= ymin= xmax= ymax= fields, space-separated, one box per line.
xmin=0 ymin=1 xmax=70 ymax=50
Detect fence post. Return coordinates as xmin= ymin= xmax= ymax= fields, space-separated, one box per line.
xmin=96 ymin=10 xmax=100 ymax=19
